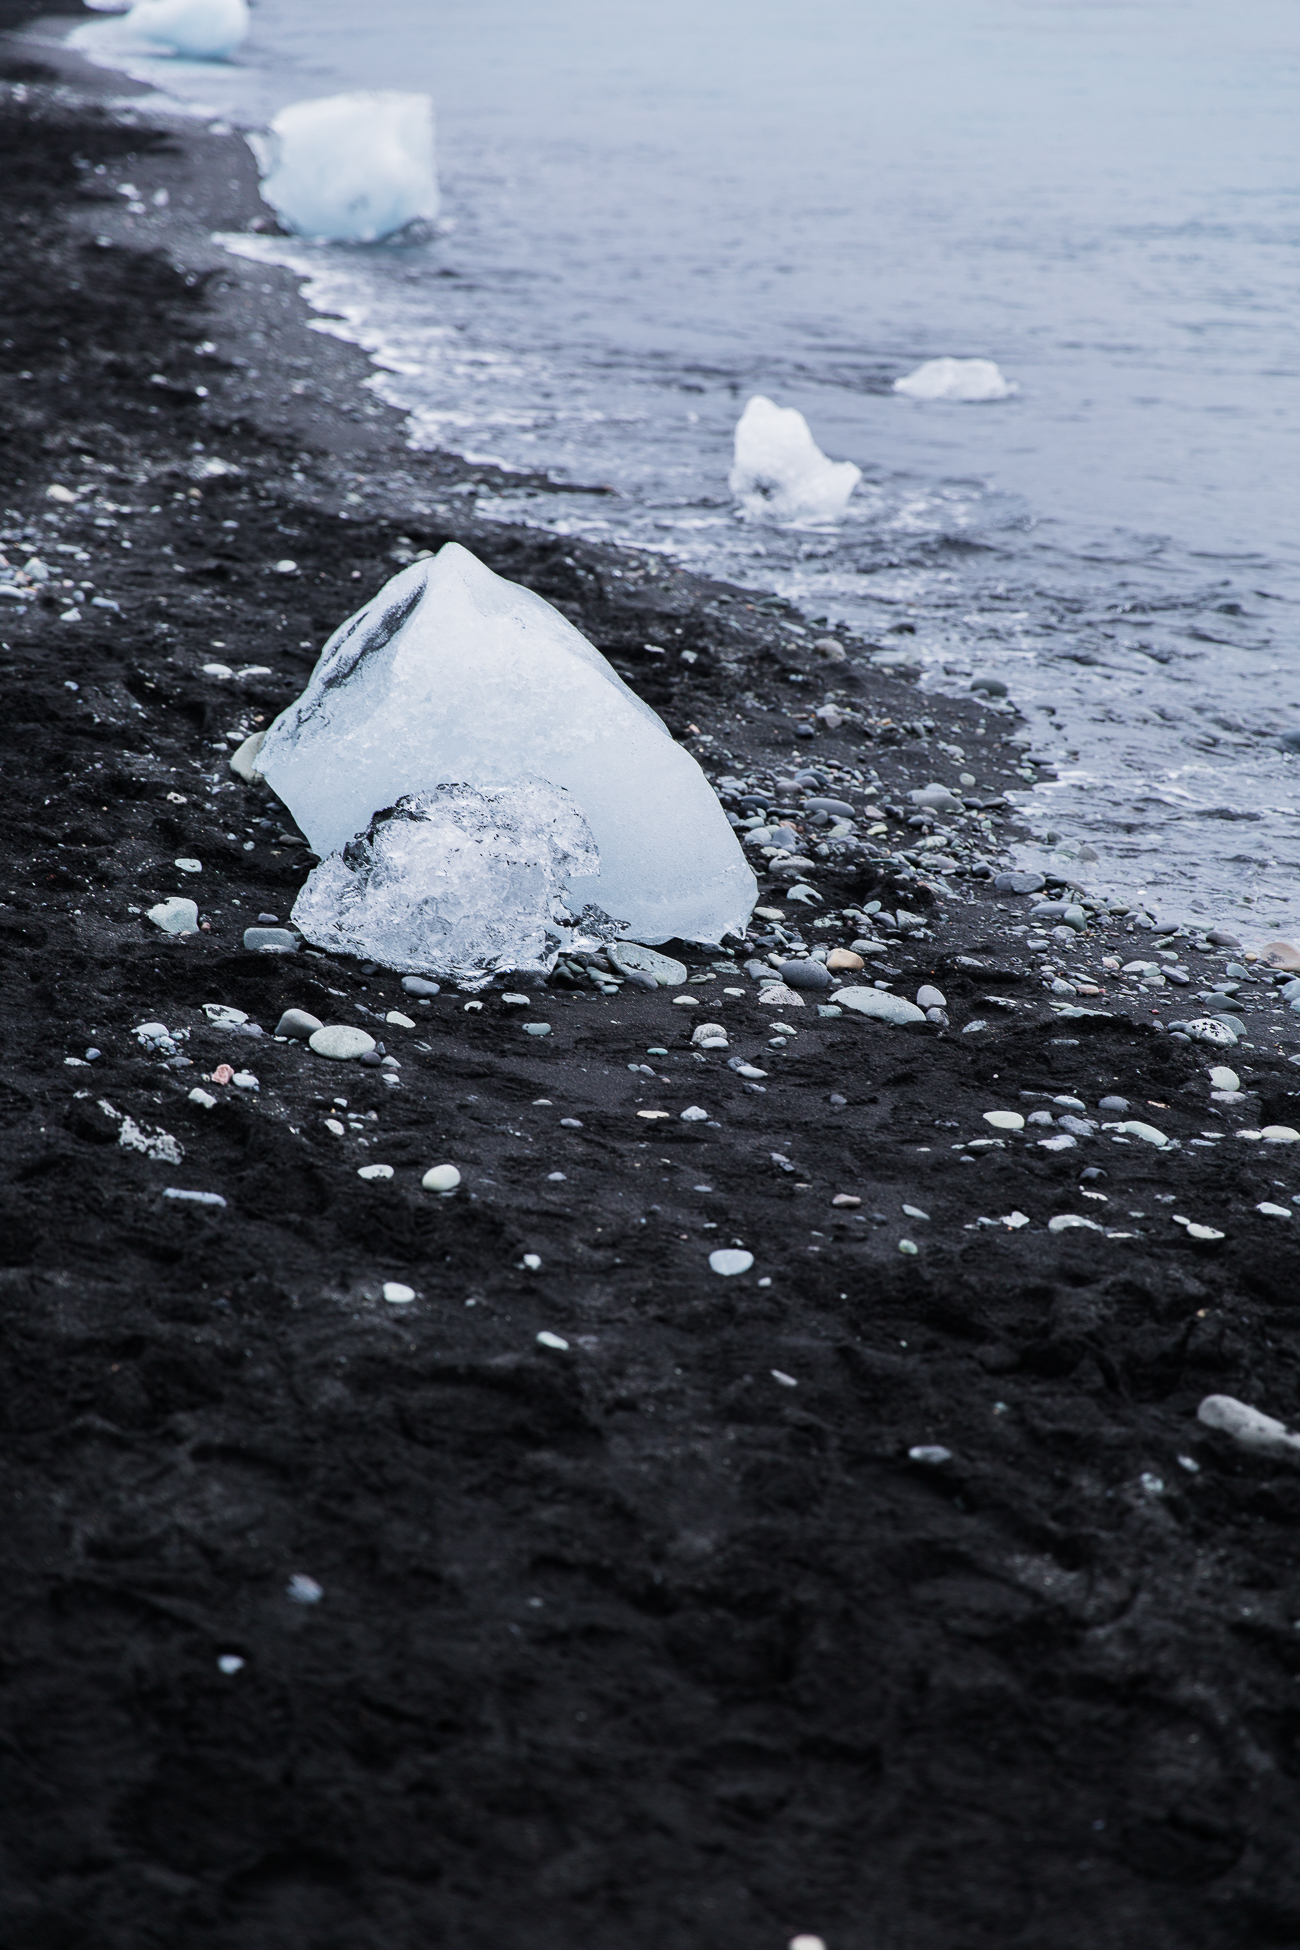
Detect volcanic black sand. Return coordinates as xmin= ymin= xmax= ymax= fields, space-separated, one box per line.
xmin=3 ymin=53 xmax=1300 ymax=1950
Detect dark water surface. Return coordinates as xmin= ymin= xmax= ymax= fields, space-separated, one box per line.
xmin=69 ymin=0 xmax=1300 ymax=934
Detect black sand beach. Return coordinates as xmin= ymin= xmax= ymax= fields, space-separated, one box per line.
xmin=3 ymin=51 xmax=1300 ymax=1950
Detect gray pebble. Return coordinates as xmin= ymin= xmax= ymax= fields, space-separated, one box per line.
xmin=243 ymin=927 xmax=297 ymax=954
xmin=916 ymin=985 xmax=946 ymax=1010
xmin=308 ymin=1025 xmax=376 ymax=1061
xmin=401 ymin=976 xmax=441 ymax=996
xmin=1058 ymin=1115 xmax=1097 ymax=1137
xmin=779 ymin=959 xmax=833 ymax=992
xmin=1098 ymin=1095 xmax=1129 ymax=1113
xmin=804 ymin=797 xmax=855 ymax=818
xmin=275 ymin=1008 xmax=324 ymax=1040
xmin=970 ymin=676 xmax=1008 ymax=697
xmin=837 ymin=987 xmax=926 ymax=1025
xmin=994 ymin=872 xmax=1045 ymax=895
xmin=621 ymin=968 xmax=658 ymax=992
xmin=257 ymin=912 xmax=278 ymax=925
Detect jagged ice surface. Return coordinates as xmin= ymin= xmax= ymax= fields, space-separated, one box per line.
xmin=729 ymin=395 xmax=861 ymax=522
xmin=260 ymin=542 xmax=755 ymax=948
xmin=248 ymin=92 xmax=438 ymax=244
xmin=893 ymin=357 xmax=1017 ymax=401
xmin=124 ymin=0 xmax=248 ymax=59
xmin=292 ymin=780 xmax=613 ymax=982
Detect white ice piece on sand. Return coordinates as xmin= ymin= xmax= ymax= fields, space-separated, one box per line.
xmin=124 ymin=0 xmax=248 ymax=59
xmin=259 ymin=542 xmax=755 ymax=951
xmin=729 ymin=395 xmax=861 ymax=522
xmin=293 ymin=780 xmax=602 ymax=982
xmin=1198 ymin=1394 xmax=1300 ymax=1462
xmin=248 ymin=92 xmax=438 ymax=244
xmin=893 ymin=357 xmax=1017 ymax=402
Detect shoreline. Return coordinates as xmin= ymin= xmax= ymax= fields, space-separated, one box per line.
xmin=2 ymin=49 xmax=1300 ymax=1950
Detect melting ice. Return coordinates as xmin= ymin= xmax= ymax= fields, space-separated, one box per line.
xmin=249 ymin=92 xmax=438 ymax=244
xmin=123 ymin=0 xmax=248 ymax=60
xmin=260 ymin=542 xmax=755 ymax=965
xmin=729 ymin=395 xmax=861 ymax=523
xmin=893 ymin=357 xmax=1017 ymax=401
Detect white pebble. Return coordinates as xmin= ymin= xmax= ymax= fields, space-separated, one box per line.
xmin=188 ymin=1087 xmax=217 ymax=1110
xmin=217 ymin=1654 xmax=244 ymax=1675
xmin=1185 ymin=1222 xmax=1224 ymax=1241
xmin=162 ymin=1187 xmax=226 ymax=1207
xmin=537 ymin=1330 xmax=569 ymax=1351
xmin=1262 ymin=1125 xmax=1300 ymax=1144
xmin=308 ymin=1024 xmax=376 ymax=1061
xmin=909 ymin=1445 xmax=952 ymax=1465
xmin=1208 ymin=1065 xmax=1240 ymax=1091
xmin=324 ymin=1117 xmax=345 ymax=1137
xmin=383 ymin=1281 xmax=416 ymax=1304
xmin=680 ymin=1105 xmax=709 ymax=1122
xmin=1038 ymin=1134 xmax=1077 ymax=1152
xmin=1198 ymin=1394 xmax=1300 ymax=1461
xmin=231 ymin=1070 xmax=259 ymax=1091
xmin=1257 ymin=1202 xmax=1292 ymax=1219
xmin=673 ymin=995 xmax=700 ymax=1007
xmin=1048 ymin=1214 xmax=1102 ymax=1233
xmin=771 ymin=1369 xmax=798 ymax=1388
xmin=983 ymin=1110 xmax=1024 ymax=1131
xmin=915 ymin=985 xmax=946 ymax=1010
xmin=1001 ymin=1211 xmax=1030 ymax=1229
xmin=899 ymin=1239 xmax=918 ymax=1255
xmin=902 ymin=1204 xmax=929 ymax=1221
xmin=385 ymin=1010 xmax=416 ymax=1028
xmin=522 ymin=1253 xmax=542 ymax=1271
xmin=547 ymin=1171 xmax=566 ymax=1182
xmin=709 ymin=1248 xmax=753 ymax=1276
xmin=357 ymin=1163 xmax=394 ymax=1181
xmin=422 ymin=1163 xmax=462 ymax=1193
xmin=286 ymin=1574 xmax=322 ymax=1604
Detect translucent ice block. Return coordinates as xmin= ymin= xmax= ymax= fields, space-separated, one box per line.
xmin=248 ymin=92 xmax=438 ymax=244
xmin=291 ymin=779 xmax=616 ymax=982
xmin=260 ymin=543 xmax=755 ymax=946
xmin=125 ymin=0 xmax=248 ymax=59
xmin=729 ymin=395 xmax=861 ymax=522
xmin=893 ymin=358 xmax=1017 ymax=401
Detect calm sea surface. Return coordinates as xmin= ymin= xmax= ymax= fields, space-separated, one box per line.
xmin=68 ymin=0 xmax=1300 ymax=936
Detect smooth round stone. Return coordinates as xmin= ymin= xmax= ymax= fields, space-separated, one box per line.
xmin=1208 ymin=1066 xmax=1240 ymax=1092
xmin=358 ymin=1051 xmax=384 ymax=1068
xmin=983 ymin=1110 xmax=1025 ymax=1131
xmin=837 ymin=987 xmax=926 ymax=1026
xmin=911 ymin=784 xmax=961 ymax=812
xmin=401 ymin=975 xmax=441 ymax=996
xmin=691 ymin=1022 xmax=728 ymax=1048
xmin=357 ymin=1164 xmax=394 ymax=1181
xmin=1185 ymin=1017 xmax=1239 ymax=1046
xmin=970 ymin=676 xmax=1008 ymax=697
xmin=244 ymin=927 xmax=297 ymax=954
xmin=147 ymin=896 xmax=198 ymax=935
xmin=709 ymin=1248 xmax=754 ymax=1276
xmin=680 ymin=1105 xmax=709 ymax=1122
xmin=1258 ymin=1202 xmax=1292 ymax=1218
xmin=308 ymin=1025 xmax=376 ymax=1061
xmin=275 ymin=1008 xmax=323 ymax=1040
xmin=523 ymin=1022 xmax=552 ymax=1037
xmin=174 ymin=857 xmax=202 ymax=875
xmin=993 ymin=872 xmax=1045 ymax=894
xmin=916 ymin=985 xmax=946 ymax=1010
xmin=608 ymin=942 xmax=687 ymax=986
xmin=383 ymin=1282 xmax=415 ymax=1304
xmin=826 ymin=948 xmax=863 ymax=972
xmin=1261 ymin=1126 xmax=1300 ymax=1144
xmin=422 ymin=1163 xmax=462 ymax=1192
xmin=779 ymin=959 xmax=833 ymax=992
xmin=621 ymin=969 xmax=659 ymax=991
xmin=804 ymin=797 xmax=854 ymax=817
xmin=1116 ymin=1120 xmax=1169 ymax=1147
xmin=1259 ymin=940 xmax=1300 ymax=971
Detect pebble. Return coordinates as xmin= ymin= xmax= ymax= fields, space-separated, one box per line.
xmin=385 ymin=1010 xmax=416 ymax=1028
xmin=1111 ymin=1119 xmax=1169 ymax=1147
xmin=228 ymin=730 xmax=266 ymax=783
xmin=771 ymin=1369 xmax=798 ymax=1388
xmin=547 ymin=1171 xmax=566 ymax=1182
xmin=837 ymin=987 xmax=926 ymax=1025
xmin=680 ymin=1106 xmax=709 ymax=1122
xmin=324 ymin=1118 xmax=345 ymax=1137
xmin=243 ymin=927 xmax=297 ymax=954
xmin=899 ymin=1240 xmax=919 ymax=1255
xmin=672 ymin=995 xmax=700 ymax=1008
xmin=174 ymin=857 xmax=202 ymax=875
xmin=357 ymin=1164 xmax=394 ymax=1181
xmin=607 ymin=943 xmax=687 ymax=985
xmin=188 ymin=1087 xmax=217 ymax=1109
xmin=709 ymin=1248 xmax=753 ymax=1276
xmin=983 ymin=1110 xmax=1025 ymax=1131
xmin=217 ymin=1655 xmax=244 ymax=1675
xmin=691 ymin=1022 xmax=729 ymax=1048
xmin=1098 ymin=1095 xmax=1129 ymax=1113
xmin=522 ymin=1253 xmax=542 ymax=1271
xmin=1057 ymin=1115 xmax=1096 ymax=1137
xmin=146 ymin=896 xmax=198 ymax=935
xmin=286 ymin=1574 xmax=323 ymax=1603
xmin=757 ymin=984 xmax=806 ymax=1008
xmin=162 ymin=1188 xmax=226 ymax=1207
xmin=537 ymin=1331 xmax=569 ymax=1351
xmin=1198 ymin=1393 xmax=1300 ymax=1461
xmin=909 ymin=1445 xmax=952 ymax=1464
xmin=401 ymin=976 xmax=441 ymax=996
xmin=1261 ymin=1125 xmax=1300 ymax=1144
xmin=779 ymin=959 xmax=833 ymax=992
xmin=832 ymin=1193 xmax=861 ymax=1207
xmin=826 ymin=948 xmax=864 ymax=973
xmin=211 ymin=1064 xmax=234 ymax=1085
xmin=560 ymin=1117 xmax=583 ymax=1128
xmin=993 ymin=871 xmax=1045 ymax=894
xmin=231 ymin=1071 xmax=259 ymax=1092
xmin=422 ymin=1164 xmax=461 ymax=1193
xmin=501 ymin=993 xmax=530 ymax=1007
xmin=1049 ymin=1214 xmax=1102 ymax=1233
xmin=275 ymin=1008 xmax=323 ymax=1040
xmin=524 ymin=1022 xmax=552 ymax=1037
xmin=915 ymin=984 xmax=946 ymax=1010
xmin=1038 ymin=1134 xmax=1077 ymax=1151
xmin=204 ymin=1003 xmax=248 ymax=1026
xmin=1208 ymin=1065 xmax=1240 ymax=1092
xmin=256 ymin=912 xmax=278 ymax=925
xmin=309 ymin=1025 xmax=376 ymax=1061
xmin=970 ymin=675 xmax=1008 ymax=697
xmin=728 ymin=1061 xmax=768 ymax=1079
xmin=1257 ymin=1202 xmax=1292 ymax=1218
xmin=383 ymin=1282 xmax=415 ymax=1304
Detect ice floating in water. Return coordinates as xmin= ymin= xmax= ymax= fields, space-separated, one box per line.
xmin=292 ymin=779 xmax=621 ymax=983
xmin=893 ymin=357 xmax=1017 ymax=402
xmin=729 ymin=395 xmax=861 ymax=523
xmin=248 ymin=92 xmax=438 ymax=244
xmin=124 ymin=0 xmax=248 ymax=59
xmin=259 ymin=542 xmax=754 ymax=958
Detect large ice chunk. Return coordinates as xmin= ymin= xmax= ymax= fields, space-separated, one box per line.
xmin=729 ymin=395 xmax=861 ymax=522
xmin=291 ymin=780 xmax=616 ymax=982
xmin=893 ymin=358 xmax=1017 ymax=402
xmin=124 ymin=0 xmax=248 ymax=59
xmin=259 ymin=543 xmax=755 ymax=946
xmin=248 ymin=93 xmax=438 ymax=244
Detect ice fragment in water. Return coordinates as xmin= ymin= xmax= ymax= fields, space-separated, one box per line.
xmin=260 ymin=542 xmax=754 ymax=946
xmin=893 ymin=357 xmax=1017 ymax=401
xmin=122 ymin=0 xmax=248 ymax=58
xmin=292 ymin=779 xmax=617 ymax=983
xmin=249 ymin=92 xmax=438 ymax=243
xmin=729 ymin=396 xmax=860 ymax=522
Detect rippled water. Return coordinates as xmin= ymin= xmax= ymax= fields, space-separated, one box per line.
xmin=66 ymin=0 xmax=1300 ymax=936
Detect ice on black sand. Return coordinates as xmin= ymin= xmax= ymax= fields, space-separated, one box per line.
xmin=259 ymin=543 xmax=753 ymax=975
xmin=249 ymin=91 xmax=437 ymax=242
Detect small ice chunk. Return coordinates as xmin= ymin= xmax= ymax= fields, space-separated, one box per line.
xmin=1198 ymin=1394 xmax=1300 ymax=1462
xmin=292 ymin=779 xmax=609 ymax=982
xmin=729 ymin=395 xmax=860 ymax=522
xmin=893 ymin=357 xmax=1017 ymax=402
xmin=146 ymin=896 xmax=197 ymax=935
xmin=260 ymin=542 xmax=753 ymax=946
xmin=125 ymin=0 xmax=248 ymax=59
xmin=249 ymin=92 xmax=438 ymax=243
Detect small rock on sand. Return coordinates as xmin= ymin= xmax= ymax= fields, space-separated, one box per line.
xmin=308 ymin=1025 xmax=376 ymax=1061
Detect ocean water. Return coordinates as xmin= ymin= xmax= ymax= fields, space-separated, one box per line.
xmin=64 ymin=0 xmax=1300 ymax=938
